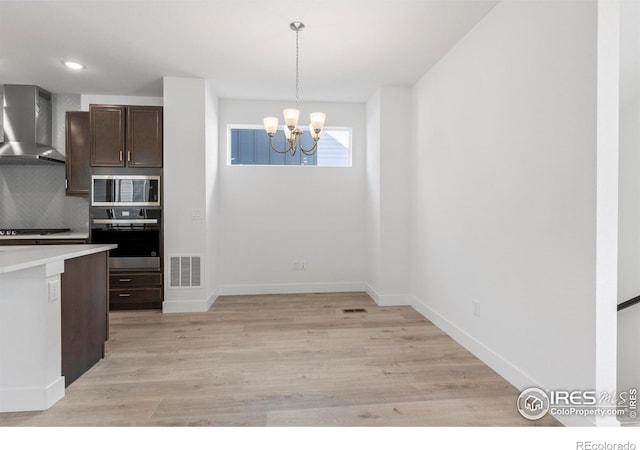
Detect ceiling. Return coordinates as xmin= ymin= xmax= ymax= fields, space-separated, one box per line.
xmin=0 ymin=0 xmax=497 ymax=102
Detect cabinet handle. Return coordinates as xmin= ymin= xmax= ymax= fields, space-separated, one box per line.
xmin=127 ymin=151 xmax=131 ymax=162
xmin=119 ymin=278 xmax=132 ymax=282
xmin=118 ymin=293 xmax=131 ymax=297
xmin=119 ymin=151 xmax=123 ymax=161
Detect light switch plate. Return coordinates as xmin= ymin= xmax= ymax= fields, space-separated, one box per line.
xmin=48 ymin=280 xmax=60 ymax=303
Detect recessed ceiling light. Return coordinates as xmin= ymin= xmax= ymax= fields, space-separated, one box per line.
xmin=62 ymin=60 xmax=85 ymax=70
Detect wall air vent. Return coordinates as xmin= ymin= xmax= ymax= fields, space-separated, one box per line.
xmin=168 ymin=255 xmax=202 ymax=288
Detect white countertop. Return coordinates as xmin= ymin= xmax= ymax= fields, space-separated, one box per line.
xmin=0 ymin=244 xmax=116 ymax=274
xmin=0 ymin=231 xmax=89 ymax=240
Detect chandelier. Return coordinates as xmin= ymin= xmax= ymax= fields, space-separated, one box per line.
xmin=263 ymin=21 xmax=326 ymax=156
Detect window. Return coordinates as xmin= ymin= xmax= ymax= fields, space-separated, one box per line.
xmin=228 ymin=126 xmax=351 ymax=166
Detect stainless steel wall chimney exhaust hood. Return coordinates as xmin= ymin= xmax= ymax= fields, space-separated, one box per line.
xmin=0 ymin=84 xmax=65 ymax=165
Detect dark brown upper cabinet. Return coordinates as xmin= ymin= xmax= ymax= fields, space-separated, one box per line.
xmin=65 ymin=111 xmax=91 ymax=196
xmin=90 ymin=105 xmax=125 ymax=167
xmin=127 ymin=106 xmax=163 ymax=167
xmin=90 ymin=104 xmax=162 ymax=168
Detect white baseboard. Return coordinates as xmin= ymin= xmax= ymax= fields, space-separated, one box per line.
xmin=0 ymin=376 xmax=65 ymax=413
xmin=162 ymin=289 xmax=218 ymax=313
xmin=218 ymin=282 xmax=365 ymax=296
xmin=365 ymin=285 xmax=412 ymax=306
xmin=410 ymin=295 xmax=594 ymax=427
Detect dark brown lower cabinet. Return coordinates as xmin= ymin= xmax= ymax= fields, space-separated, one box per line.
xmin=60 ymin=251 xmax=109 ymax=387
xmin=0 ymin=239 xmax=87 ymax=246
xmin=109 ymin=270 xmax=163 ymax=310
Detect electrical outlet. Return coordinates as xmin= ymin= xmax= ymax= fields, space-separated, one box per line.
xmin=293 ymin=260 xmax=307 ymax=270
xmin=191 ymin=209 xmax=203 ymax=220
xmin=473 ymin=299 xmax=480 ymax=317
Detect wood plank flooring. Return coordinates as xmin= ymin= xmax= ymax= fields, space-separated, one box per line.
xmin=0 ymin=292 xmax=560 ymax=426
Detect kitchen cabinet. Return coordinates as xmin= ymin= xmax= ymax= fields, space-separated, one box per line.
xmin=0 ymin=240 xmax=37 ymax=245
xmin=65 ymin=111 xmax=91 ymax=195
xmin=90 ymin=104 xmax=162 ymax=168
xmin=60 ymin=251 xmax=109 ymax=386
xmin=127 ymin=106 xmax=163 ymax=167
xmin=109 ymin=269 xmax=163 ymax=310
xmin=36 ymin=239 xmax=87 ymax=244
xmin=90 ymin=105 xmax=125 ymax=167
xmin=0 ymin=239 xmax=88 ymax=246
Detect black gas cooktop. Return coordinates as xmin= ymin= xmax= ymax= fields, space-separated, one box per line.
xmin=0 ymin=228 xmax=71 ymax=236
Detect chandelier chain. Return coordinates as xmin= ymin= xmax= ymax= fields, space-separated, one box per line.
xmin=295 ymin=27 xmax=300 ymax=109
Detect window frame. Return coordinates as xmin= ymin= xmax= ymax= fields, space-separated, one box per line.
xmin=226 ymin=124 xmax=353 ymax=167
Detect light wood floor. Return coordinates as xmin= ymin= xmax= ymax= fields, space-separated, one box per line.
xmin=0 ymin=292 xmax=559 ymax=426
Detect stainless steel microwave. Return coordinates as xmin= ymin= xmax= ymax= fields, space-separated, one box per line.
xmin=91 ymin=175 xmax=160 ymax=207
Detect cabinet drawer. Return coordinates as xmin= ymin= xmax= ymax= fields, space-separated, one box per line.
xmin=0 ymin=240 xmax=37 ymax=245
xmin=37 ymin=239 xmax=87 ymax=245
xmin=110 ymin=272 xmax=162 ymax=287
xmin=110 ymin=287 xmax=162 ymax=304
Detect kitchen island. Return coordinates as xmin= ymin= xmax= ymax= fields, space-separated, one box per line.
xmin=0 ymin=244 xmax=116 ymax=413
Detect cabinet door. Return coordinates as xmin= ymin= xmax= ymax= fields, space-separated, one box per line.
xmin=90 ymin=105 xmax=126 ymax=167
xmin=126 ymin=106 xmax=163 ymax=167
xmin=65 ymin=111 xmax=90 ymax=195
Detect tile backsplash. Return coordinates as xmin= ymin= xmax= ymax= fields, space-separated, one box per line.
xmin=0 ymin=165 xmax=89 ymax=231
xmin=0 ymin=92 xmax=89 ymax=232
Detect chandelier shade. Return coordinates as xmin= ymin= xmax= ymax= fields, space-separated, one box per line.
xmin=263 ymin=117 xmax=279 ymax=135
xmin=263 ymin=21 xmax=326 ymax=156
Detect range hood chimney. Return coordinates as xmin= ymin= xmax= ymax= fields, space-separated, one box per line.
xmin=0 ymin=84 xmax=65 ymax=165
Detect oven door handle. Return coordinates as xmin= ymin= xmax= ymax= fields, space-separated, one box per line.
xmin=93 ymin=219 xmax=159 ymax=225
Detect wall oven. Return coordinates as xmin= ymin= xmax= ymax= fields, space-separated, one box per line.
xmin=91 ymin=175 xmax=160 ymax=207
xmin=90 ymin=208 xmax=161 ymax=269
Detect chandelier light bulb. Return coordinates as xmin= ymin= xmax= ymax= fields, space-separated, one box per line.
xmin=264 ymin=117 xmax=279 ymax=135
xmin=284 ymin=126 xmax=293 ymax=140
xmin=309 ymin=124 xmax=320 ymax=140
xmin=310 ymin=112 xmax=326 ymax=133
xmin=283 ymin=108 xmax=300 ymax=130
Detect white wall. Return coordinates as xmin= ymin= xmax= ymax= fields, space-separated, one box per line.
xmin=163 ymin=77 xmax=218 ymax=312
xmin=618 ymin=305 xmax=640 ymax=396
xmin=205 ymin=80 xmax=220 ymax=304
xmin=217 ymin=99 xmax=366 ymax=294
xmin=617 ymin=0 xmax=640 ymax=414
xmin=617 ymin=93 xmax=640 ymax=414
xmin=366 ymin=87 xmax=411 ymax=305
xmin=618 ymin=95 xmax=640 ymax=303
xmin=365 ymin=92 xmax=381 ymax=296
xmin=409 ymin=0 xmax=601 ymax=424
xmin=618 ymin=0 xmax=640 ymax=303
